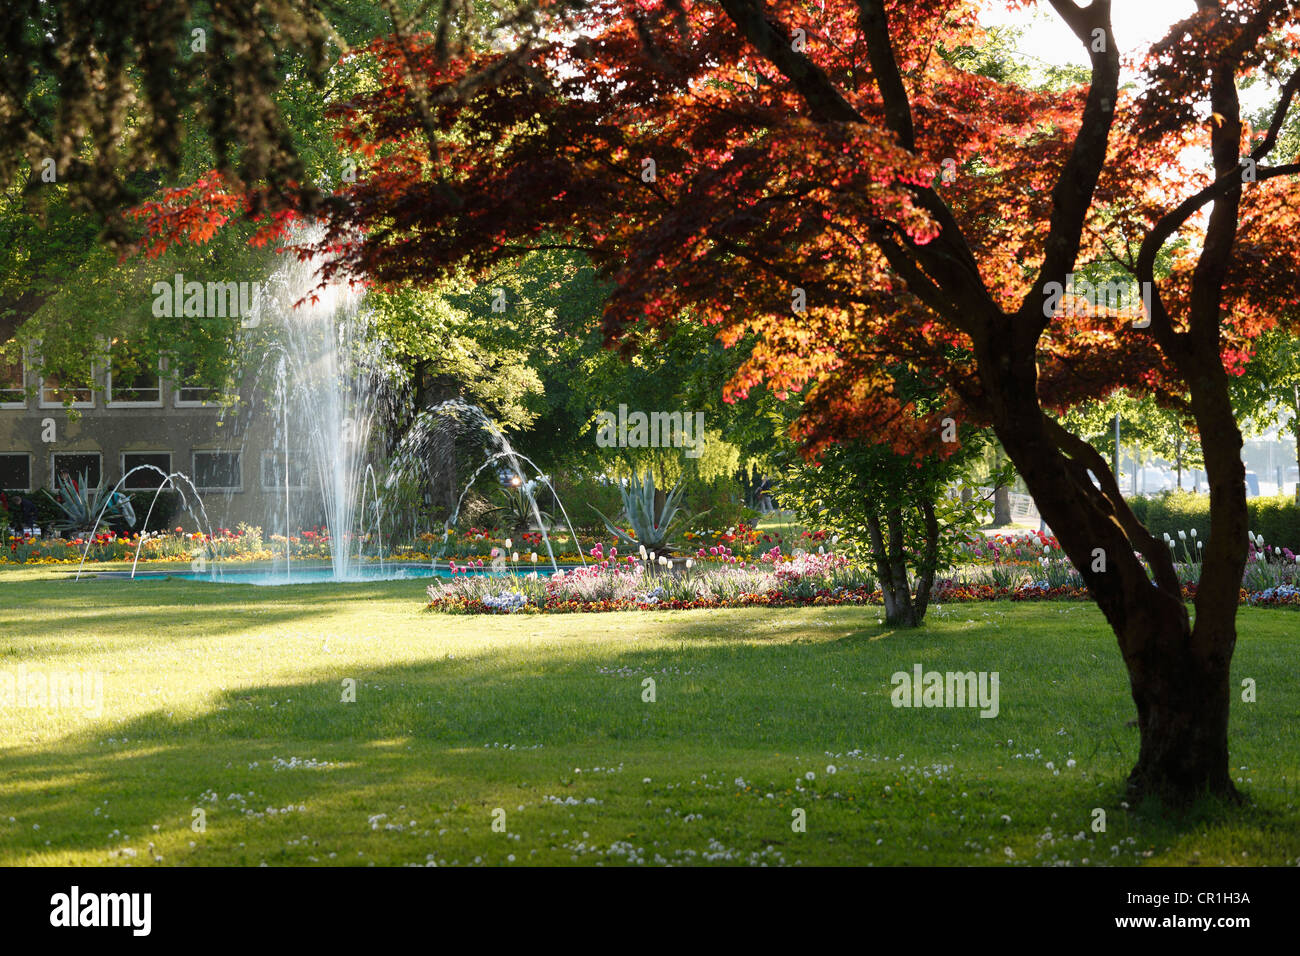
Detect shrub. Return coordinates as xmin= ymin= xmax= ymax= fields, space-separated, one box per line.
xmin=125 ymin=489 xmax=182 ymax=533
xmin=549 ymin=475 xmax=626 ymax=533
xmin=1128 ymin=491 xmax=1300 ymax=550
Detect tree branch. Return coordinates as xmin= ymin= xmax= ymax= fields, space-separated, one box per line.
xmin=716 ymin=0 xmax=864 ymax=124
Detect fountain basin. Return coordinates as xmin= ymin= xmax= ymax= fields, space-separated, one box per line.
xmin=84 ymin=564 xmax=535 ymax=586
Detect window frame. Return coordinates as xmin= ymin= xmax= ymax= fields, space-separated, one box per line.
xmin=168 ymin=355 xmax=221 ymax=409
xmin=106 ymin=344 xmax=164 ymax=408
xmin=0 ymin=452 xmax=32 ymax=492
xmin=191 ymin=450 xmax=242 ymax=492
xmin=120 ymin=452 xmax=174 ymax=490
xmin=38 ymin=362 xmax=96 ymax=409
xmin=0 ymin=353 xmax=26 ymax=409
xmin=51 ymin=451 xmax=103 ymax=490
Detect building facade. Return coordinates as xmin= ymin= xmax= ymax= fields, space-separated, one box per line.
xmin=0 ymin=347 xmax=320 ymax=532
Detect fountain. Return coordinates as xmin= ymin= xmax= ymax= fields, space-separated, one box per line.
xmin=73 ymin=464 xmax=218 ymax=580
xmin=382 ymin=399 xmax=587 ymax=572
xmin=253 ymin=231 xmax=383 ymax=581
xmin=78 ymin=228 xmax=584 ymax=585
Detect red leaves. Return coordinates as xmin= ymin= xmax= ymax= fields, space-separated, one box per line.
xmin=121 ymin=0 xmax=1300 ymax=459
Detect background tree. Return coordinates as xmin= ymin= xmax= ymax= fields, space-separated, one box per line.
xmin=1229 ymin=326 xmax=1300 ymax=503
xmin=780 ymin=416 xmax=990 ymax=628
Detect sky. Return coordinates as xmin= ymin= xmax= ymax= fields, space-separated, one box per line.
xmin=979 ymin=0 xmax=1195 ymax=71
xmin=978 ymin=0 xmax=1278 ymax=112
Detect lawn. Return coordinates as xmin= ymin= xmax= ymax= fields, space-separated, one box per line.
xmin=1 ymin=564 xmax=1298 ymax=866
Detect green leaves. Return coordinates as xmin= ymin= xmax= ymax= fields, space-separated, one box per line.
xmin=591 ymin=469 xmax=693 ymax=554
xmin=45 ymin=470 xmax=133 ymax=533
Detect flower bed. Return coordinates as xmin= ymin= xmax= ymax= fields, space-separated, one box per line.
xmin=3 ymin=519 xmax=818 ymax=567
xmin=426 ymin=554 xmax=1300 ymax=614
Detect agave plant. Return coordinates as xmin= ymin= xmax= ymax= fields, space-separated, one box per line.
xmin=482 ymin=479 xmax=551 ymax=537
xmin=592 ymin=470 xmax=695 ymax=555
xmin=47 ymin=470 xmax=135 ymax=534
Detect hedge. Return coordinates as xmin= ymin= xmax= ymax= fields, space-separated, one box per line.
xmin=1127 ymin=491 xmax=1300 ymax=550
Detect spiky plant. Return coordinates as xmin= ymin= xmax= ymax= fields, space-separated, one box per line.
xmin=592 ymin=470 xmax=694 ymax=555
xmin=47 ymin=470 xmax=135 ymax=533
xmin=482 ymin=481 xmax=551 ymax=537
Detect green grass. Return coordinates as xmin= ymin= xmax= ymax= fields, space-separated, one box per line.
xmin=1 ymin=564 xmax=1298 ymax=866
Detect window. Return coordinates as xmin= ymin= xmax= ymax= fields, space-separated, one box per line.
xmin=107 ymin=342 xmax=162 ymax=405
xmin=261 ymin=452 xmax=310 ymax=490
xmin=0 ymin=453 xmax=31 ymax=491
xmin=40 ymin=356 xmax=95 ymax=407
xmin=122 ymin=453 xmax=172 ymax=489
xmin=193 ymin=451 xmax=241 ymax=491
xmin=0 ymin=354 xmax=24 ymax=407
xmin=52 ymin=452 xmax=102 ymax=490
xmin=172 ymin=357 xmax=218 ymax=406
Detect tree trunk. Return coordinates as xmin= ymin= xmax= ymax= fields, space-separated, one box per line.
xmin=1123 ymin=619 xmax=1235 ymax=801
xmin=866 ymin=510 xmax=921 ymax=628
xmin=980 ymin=344 xmax=1241 ymax=806
xmin=992 ymin=475 xmax=1012 ymax=527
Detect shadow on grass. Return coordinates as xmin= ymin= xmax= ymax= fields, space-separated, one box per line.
xmin=1 ymin=595 xmax=1292 ymax=864
xmin=4 ymin=620 xmax=1253 ymax=865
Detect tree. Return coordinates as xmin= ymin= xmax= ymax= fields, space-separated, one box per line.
xmin=1230 ymin=326 xmax=1300 ymax=503
xmin=780 ymin=425 xmax=989 ymax=628
xmin=130 ymin=1 xmax=1300 ymax=805
xmin=1061 ymin=389 xmax=1206 ymax=492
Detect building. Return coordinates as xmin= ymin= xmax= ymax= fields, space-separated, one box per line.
xmin=0 ymin=345 xmax=320 ymax=532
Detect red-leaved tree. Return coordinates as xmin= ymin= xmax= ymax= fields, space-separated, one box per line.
xmin=135 ymin=0 xmax=1300 ymax=804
